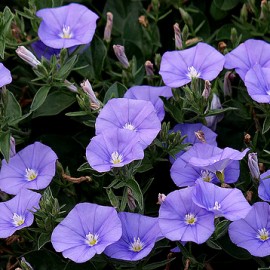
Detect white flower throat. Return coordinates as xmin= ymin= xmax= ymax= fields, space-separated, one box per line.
xmin=12 ymin=213 xmax=25 ymax=227
xmin=187 ymin=66 xmax=201 ymax=80
xmin=129 ymin=237 xmax=144 ymax=252
xmin=25 ymin=168 xmax=38 ymax=181
xmin=110 ymin=151 xmax=123 ymax=164
xmin=85 ymin=233 xmax=99 ymax=246
xmin=257 ymin=228 xmax=269 ymax=241
xmin=123 ymin=122 xmax=136 ymax=131
xmin=59 ymin=25 xmax=73 ymax=39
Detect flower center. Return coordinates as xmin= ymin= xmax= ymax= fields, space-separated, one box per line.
xmin=25 ymin=168 xmax=38 ymax=181
xmin=200 ymin=170 xmax=215 ymax=182
xmin=59 ymin=25 xmax=73 ymax=39
xmin=185 ymin=213 xmax=197 ymax=225
xmin=110 ymin=151 xmax=123 ymax=164
xmin=123 ymin=122 xmax=136 ymax=131
xmin=85 ymin=233 xmax=99 ymax=246
xmin=257 ymin=228 xmax=269 ymax=241
xmin=12 ymin=213 xmax=25 ymax=227
xmin=187 ymin=66 xmax=201 ymax=80
xmin=212 ymin=201 xmax=221 ymax=211
xmin=129 ymin=237 xmax=144 ymax=252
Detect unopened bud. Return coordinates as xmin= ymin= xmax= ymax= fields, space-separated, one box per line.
xmin=182 ymin=24 xmax=189 ymax=44
xmin=260 ymin=0 xmax=268 ymax=20
xmin=202 ymin=80 xmax=211 ymax=99
xmin=244 ymin=133 xmax=251 ymax=144
xmin=218 ymin=41 xmax=227 ymax=53
xmin=194 ymin=130 xmax=206 ymax=143
xmin=113 ymin=45 xmax=129 ymax=69
xmin=16 ymin=46 xmax=41 ymax=68
xmin=64 ymin=79 xmax=77 ymax=93
xmin=138 ymin=15 xmax=148 ymax=27
xmin=230 ymin=28 xmax=238 ymax=47
xmin=223 ymin=71 xmax=235 ymax=97
xmin=173 ymin=23 xmax=182 ymax=50
xmin=10 ymin=136 xmax=16 ymax=158
xmin=104 ymin=12 xmax=113 ymax=43
xmin=127 ymin=188 xmax=136 ymax=211
xmin=179 ymin=8 xmax=193 ymax=27
xmin=20 ymin=257 xmax=34 ymax=270
xmin=246 ymin=190 xmax=253 ymax=202
xmin=157 ymin=193 xmax=166 ymax=204
xmin=248 ymin=153 xmax=260 ymax=180
xmin=240 ymin=3 xmax=248 ymax=22
xmin=80 ymin=79 xmax=101 ymax=110
xmin=145 ymin=60 xmax=154 ymax=76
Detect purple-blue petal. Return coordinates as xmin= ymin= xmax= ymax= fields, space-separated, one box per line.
xmin=0 ymin=63 xmax=12 ymax=87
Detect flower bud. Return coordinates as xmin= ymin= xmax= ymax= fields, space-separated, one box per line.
xmin=80 ymin=79 xmax=101 ymax=110
xmin=157 ymin=193 xmax=166 ymax=204
xmin=145 ymin=60 xmax=154 ymax=76
xmin=113 ymin=44 xmax=129 ymax=69
xmin=194 ymin=130 xmax=206 ymax=143
xmin=127 ymin=188 xmax=136 ymax=211
xmin=240 ymin=3 xmax=248 ymax=22
xmin=138 ymin=15 xmax=148 ymax=27
xmin=173 ymin=23 xmax=182 ymax=50
xmin=104 ymin=12 xmax=113 ymax=43
xmin=179 ymin=8 xmax=193 ymax=27
xmin=202 ymin=80 xmax=211 ymax=99
xmin=223 ymin=71 xmax=235 ymax=97
xmin=16 ymin=46 xmax=41 ymax=68
xmin=64 ymin=79 xmax=78 ymax=93
xmin=260 ymin=0 xmax=268 ymax=20
xmin=20 ymin=257 xmax=34 ymax=270
xmin=248 ymin=153 xmax=260 ymax=180
xmin=9 ymin=136 xmax=16 ymax=158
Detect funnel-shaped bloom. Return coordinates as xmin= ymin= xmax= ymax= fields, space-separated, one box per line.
xmin=95 ymin=98 xmax=161 ymax=149
xmin=51 ymin=203 xmax=122 ymax=263
xmin=170 ymin=123 xmax=217 ymax=163
xmin=224 ymin=39 xmax=270 ymax=80
xmin=124 ymin=85 xmax=173 ymax=121
xmin=36 ymin=3 xmax=99 ymax=49
xmin=0 ymin=189 xmax=41 ymax=238
xmin=0 ymin=63 xmax=12 ymax=87
xmin=159 ymin=187 xmax=215 ymax=244
xmin=170 ymin=143 xmax=241 ymax=187
xmin=0 ymin=142 xmax=58 ymax=195
xmin=193 ymin=180 xmax=251 ymax=221
xmin=229 ymin=202 xmax=270 ymax=257
xmin=86 ymin=128 xmax=144 ymax=173
xmin=104 ymin=212 xmax=162 ymax=261
xmin=258 ymin=170 xmax=270 ymax=202
xmin=159 ymin=42 xmax=225 ymax=88
xmin=244 ymin=64 xmax=270 ymax=103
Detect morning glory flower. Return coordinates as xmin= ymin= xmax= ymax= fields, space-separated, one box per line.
xmin=192 ymin=180 xmax=251 ymax=221
xmin=0 ymin=142 xmax=58 ymax=195
xmin=51 ymin=202 xmax=122 ymax=263
xmin=104 ymin=212 xmax=162 ymax=261
xmin=258 ymin=169 xmax=270 ymax=202
xmin=170 ymin=143 xmax=241 ymax=187
xmin=158 ymin=187 xmax=215 ymax=244
xmin=95 ymin=98 xmax=161 ymax=149
xmin=244 ymin=64 xmax=270 ymax=103
xmin=86 ymin=128 xmax=144 ymax=173
xmin=224 ymin=39 xmax=270 ymax=81
xmin=170 ymin=123 xmax=217 ymax=163
xmin=183 ymin=143 xmax=249 ymax=179
xmin=159 ymin=42 xmax=225 ymax=88
xmin=0 ymin=63 xmax=12 ymax=87
xmin=36 ymin=3 xmax=99 ymax=49
xmin=229 ymin=202 xmax=270 ymax=257
xmin=0 ymin=189 xmax=41 ymax=238
xmin=124 ymin=85 xmax=173 ymax=121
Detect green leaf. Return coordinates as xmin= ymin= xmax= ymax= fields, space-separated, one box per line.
xmin=103 ymin=82 xmax=127 ymax=104
xmin=262 ymin=117 xmax=270 ymax=134
xmin=214 ymin=220 xmax=230 ymax=239
xmin=57 ymin=54 xmax=78 ymax=79
xmin=126 ymin=178 xmax=144 ymax=211
xmin=205 ymin=107 xmax=238 ymax=117
xmin=213 ymin=0 xmax=241 ymax=11
xmin=206 ymin=238 xmax=222 ymax=250
xmin=0 ymin=130 xmax=10 ymax=162
xmin=77 ymin=162 xmax=91 ymax=172
xmin=33 ymin=90 xmax=76 ymax=118
xmin=143 ymin=258 xmax=175 ymax=270
xmin=5 ymin=90 xmax=22 ymax=124
xmin=0 ymin=36 xmax=5 ymax=59
xmin=30 ymin=86 xmax=51 ymax=112
xmin=37 ymin=232 xmax=51 ymax=250
xmin=75 ymin=36 xmax=107 ymax=79
xmin=106 ymin=188 xmax=119 ymax=209
xmin=161 ymin=97 xmax=183 ymax=123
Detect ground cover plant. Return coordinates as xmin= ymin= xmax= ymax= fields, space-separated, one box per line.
xmin=1 ymin=0 xmax=270 ymax=269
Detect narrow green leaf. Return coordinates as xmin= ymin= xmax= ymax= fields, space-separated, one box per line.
xmin=103 ymin=82 xmax=127 ymax=104
xmin=38 ymin=232 xmax=51 ymax=250
xmin=206 ymin=238 xmax=222 ymax=250
xmin=262 ymin=117 xmax=270 ymax=134
xmin=106 ymin=188 xmax=119 ymax=209
xmin=214 ymin=220 xmax=230 ymax=239
xmin=0 ymin=130 xmax=10 ymax=162
xmin=5 ymin=90 xmax=22 ymax=123
xmin=126 ymin=178 xmax=144 ymax=211
xmin=30 ymin=86 xmax=51 ymax=112
xmin=143 ymin=258 xmax=175 ymax=270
